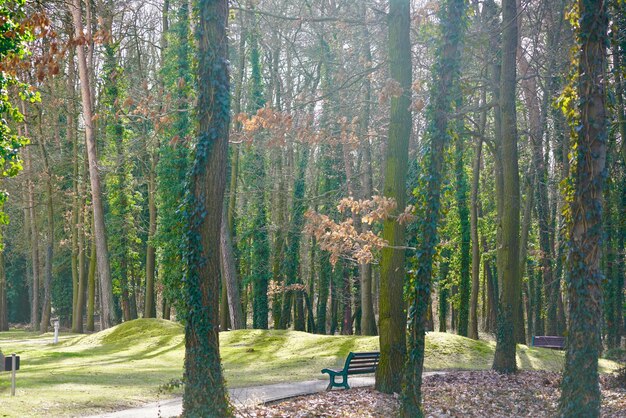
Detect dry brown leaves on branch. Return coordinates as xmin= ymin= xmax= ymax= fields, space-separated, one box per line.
xmin=303 ymin=210 xmax=386 ymax=266
xmin=233 ymin=107 xmax=296 ymax=146
xmin=267 ymin=280 xmax=307 ymax=297
xmin=304 ymin=196 xmax=415 ymax=266
xmin=236 ymin=371 xmax=626 ymax=417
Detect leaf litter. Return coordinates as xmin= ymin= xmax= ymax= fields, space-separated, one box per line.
xmin=236 ymin=370 xmax=626 ymax=417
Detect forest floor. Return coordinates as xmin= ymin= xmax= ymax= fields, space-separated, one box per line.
xmin=0 ymin=319 xmax=621 ymax=417
xmin=237 ymin=371 xmax=626 ymax=417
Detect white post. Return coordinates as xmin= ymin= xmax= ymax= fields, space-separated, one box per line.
xmin=53 ymin=319 xmax=59 ymax=344
xmin=11 ymin=353 xmax=16 ymax=396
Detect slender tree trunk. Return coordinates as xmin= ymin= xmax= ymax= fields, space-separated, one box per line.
xmin=86 ymin=229 xmax=96 ymax=332
xmin=438 ymin=251 xmax=451 ymax=333
xmin=376 ymin=0 xmax=412 ymax=395
xmin=70 ymin=0 xmax=117 ymax=329
xmin=25 ymin=144 xmax=40 ymax=331
xmin=39 ymin=139 xmax=54 ymax=333
xmin=559 ymin=0 xmax=608 ymax=415
xmin=358 ymin=2 xmax=377 ymax=337
xmin=469 ymin=134 xmax=483 ymax=340
xmin=144 ymin=155 xmax=157 ymax=319
xmin=316 ymin=253 xmax=330 ymax=334
xmin=220 ymin=217 xmax=244 ymax=329
xmin=67 ymin=42 xmax=85 ymax=333
xmin=0 ymin=250 xmax=7 ymax=331
xmin=518 ymin=39 xmax=555 ymax=337
xmin=517 ymin=173 xmax=533 ymax=344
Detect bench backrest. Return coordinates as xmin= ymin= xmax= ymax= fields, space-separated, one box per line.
xmin=344 ymin=351 xmax=380 ymax=374
xmin=532 ymin=336 xmax=565 ymax=348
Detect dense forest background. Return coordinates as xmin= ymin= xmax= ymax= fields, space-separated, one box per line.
xmin=0 ymin=0 xmax=623 ymax=361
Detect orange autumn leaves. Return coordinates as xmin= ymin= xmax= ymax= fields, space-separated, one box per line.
xmin=304 ymin=196 xmax=415 ymax=266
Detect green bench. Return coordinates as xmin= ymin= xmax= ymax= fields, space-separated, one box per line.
xmin=321 ymin=351 xmax=380 ymax=390
xmin=532 ymin=335 xmax=565 ymax=350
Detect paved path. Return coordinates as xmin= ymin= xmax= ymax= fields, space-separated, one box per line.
xmin=89 ymin=372 xmax=444 ymax=418
xmin=89 ymin=377 xmax=375 ymax=418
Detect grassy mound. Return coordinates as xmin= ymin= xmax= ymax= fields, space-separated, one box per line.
xmin=0 ymin=320 xmax=620 ymax=417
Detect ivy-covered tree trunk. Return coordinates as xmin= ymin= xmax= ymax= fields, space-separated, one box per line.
xmin=558 ymin=0 xmax=608 ymax=415
xmin=492 ymin=0 xmax=521 ymax=374
xmin=455 ymin=131 xmax=471 ymax=337
xmin=375 ymin=0 xmax=411 ymax=395
xmin=182 ymin=0 xmax=231 ymax=415
xmin=438 ymin=249 xmax=451 ymax=333
xmin=401 ymin=0 xmax=465 ymax=412
xmin=610 ymin=0 xmax=626 ymax=349
xmin=157 ymin=0 xmax=191 ymax=319
xmin=316 ymin=253 xmax=331 ymax=334
xmin=280 ymin=147 xmax=309 ymax=330
xmin=250 ymin=152 xmax=269 ymax=330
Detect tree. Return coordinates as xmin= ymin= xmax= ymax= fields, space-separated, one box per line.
xmin=558 ymin=0 xmax=608 ymax=415
xmin=181 ymin=0 xmax=231 ymax=415
xmin=492 ymin=0 xmax=520 ymax=374
xmin=157 ymin=0 xmax=192 ymax=320
xmin=70 ymin=0 xmax=117 ymax=329
xmin=375 ymin=0 xmax=411 ymax=394
xmin=401 ymin=0 xmax=466 ymax=414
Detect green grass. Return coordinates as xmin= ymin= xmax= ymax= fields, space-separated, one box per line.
xmin=0 ymin=319 xmax=620 ymax=417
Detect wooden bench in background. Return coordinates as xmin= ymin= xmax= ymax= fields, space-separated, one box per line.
xmin=321 ymin=351 xmax=380 ymax=390
xmin=532 ymin=335 xmax=565 ymax=350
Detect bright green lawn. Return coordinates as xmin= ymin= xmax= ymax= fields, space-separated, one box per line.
xmin=0 ymin=319 xmax=620 ymax=417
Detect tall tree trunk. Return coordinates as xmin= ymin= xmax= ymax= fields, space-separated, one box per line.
xmin=39 ymin=139 xmax=54 ymax=333
xmin=182 ymin=0 xmax=230 ymax=414
xmin=220 ymin=217 xmax=244 ymax=329
xmin=438 ymin=250 xmax=451 ymax=333
xmin=281 ymin=147 xmax=309 ymax=331
xmin=358 ymin=2 xmax=377 ymax=337
xmin=517 ymin=172 xmax=533 ymax=344
xmin=376 ymin=0 xmax=412 ymax=395
xmin=559 ymin=0 xmax=608 ymax=415
xmin=25 ymin=144 xmax=40 ymax=331
xmin=455 ymin=130 xmax=471 ymax=337
xmin=68 ymin=42 xmax=85 ymax=333
xmin=492 ymin=0 xmax=521 ymax=374
xmin=0 ymin=250 xmax=7 ymax=331
xmin=144 ymin=155 xmax=157 ymax=318
xmin=518 ymin=36 xmax=555 ymax=337
xmin=70 ymin=0 xmax=117 ymax=329
xmin=401 ymin=0 xmax=465 ymax=414
xmin=86 ymin=226 xmax=96 ymax=331
xmin=610 ymin=0 xmax=625 ymax=349
xmin=469 ymin=133 xmax=483 ymax=340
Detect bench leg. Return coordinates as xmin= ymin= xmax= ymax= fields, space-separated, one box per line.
xmin=326 ymin=374 xmax=336 ymax=391
xmin=343 ymin=374 xmax=350 ymax=390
